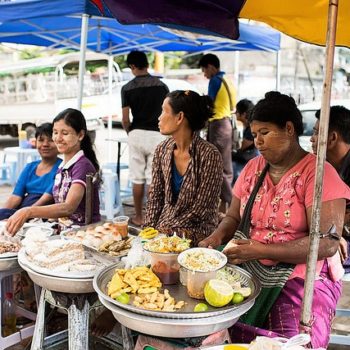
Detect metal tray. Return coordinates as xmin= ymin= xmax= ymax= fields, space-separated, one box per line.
xmin=93 ymin=262 xmax=260 ymax=319
xmin=99 ymin=295 xmax=253 ymax=338
xmin=18 ymin=260 xmax=94 ymax=293
xmin=0 ymin=256 xmax=19 ymax=271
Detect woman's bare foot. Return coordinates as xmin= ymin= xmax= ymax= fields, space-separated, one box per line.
xmin=91 ymin=310 xmax=116 ymax=337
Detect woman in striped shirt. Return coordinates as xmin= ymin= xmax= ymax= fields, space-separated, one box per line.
xmin=144 ymin=90 xmax=223 ymax=246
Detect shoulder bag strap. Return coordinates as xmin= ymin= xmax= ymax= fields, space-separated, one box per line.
xmin=217 ymin=76 xmax=233 ymax=112
xmin=237 ymin=163 xmax=269 ymax=235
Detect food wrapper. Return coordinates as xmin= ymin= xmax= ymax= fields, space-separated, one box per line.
xmin=121 ymin=237 xmax=150 ymax=269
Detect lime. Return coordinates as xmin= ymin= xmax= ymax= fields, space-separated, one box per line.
xmin=115 ymin=292 xmax=130 ymax=304
xmin=232 ymin=292 xmax=244 ymax=304
xmin=204 ymin=279 xmax=233 ymax=307
xmin=193 ymin=303 xmax=209 ymax=312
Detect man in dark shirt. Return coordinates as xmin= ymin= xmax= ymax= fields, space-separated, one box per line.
xmin=121 ymin=51 xmax=169 ymax=226
xmin=311 ymin=105 xmax=350 ymax=272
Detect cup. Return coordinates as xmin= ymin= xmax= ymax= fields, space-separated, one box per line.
xmin=148 ymin=251 xmax=180 ymax=285
xmin=113 ymin=215 xmax=129 ymax=238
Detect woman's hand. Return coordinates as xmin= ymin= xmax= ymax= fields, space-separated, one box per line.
xmin=198 ymin=233 xmax=222 ymax=249
xmin=5 ymin=208 xmax=30 ymax=236
xmin=223 ymin=239 xmax=264 ymax=264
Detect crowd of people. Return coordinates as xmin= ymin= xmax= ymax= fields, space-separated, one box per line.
xmin=1 ymin=51 xmax=350 ymax=349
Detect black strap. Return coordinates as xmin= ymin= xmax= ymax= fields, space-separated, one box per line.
xmin=237 ymin=164 xmax=269 ymax=235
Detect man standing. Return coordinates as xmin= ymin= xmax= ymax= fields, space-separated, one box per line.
xmin=121 ymin=51 xmax=169 ymax=226
xmin=310 ymin=105 xmax=350 ymax=270
xmin=199 ymin=53 xmax=236 ymax=212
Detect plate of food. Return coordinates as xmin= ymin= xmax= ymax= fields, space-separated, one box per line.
xmin=93 ymin=261 xmax=261 ymax=319
xmin=18 ymin=238 xmax=107 ymax=279
xmin=61 ymin=222 xmax=135 ymax=258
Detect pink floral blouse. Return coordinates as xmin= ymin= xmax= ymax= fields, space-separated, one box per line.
xmin=233 ymin=153 xmax=350 ymax=281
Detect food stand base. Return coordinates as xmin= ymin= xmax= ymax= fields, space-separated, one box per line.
xmin=31 ymin=289 xmax=122 ymax=350
xmin=0 ymin=266 xmax=37 ymax=350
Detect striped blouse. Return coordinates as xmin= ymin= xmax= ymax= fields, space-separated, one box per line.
xmin=144 ymin=133 xmax=223 ymax=246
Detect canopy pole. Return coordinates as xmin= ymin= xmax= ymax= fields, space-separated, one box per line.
xmin=107 ymin=54 xmax=113 ymax=162
xmin=275 ymin=50 xmax=281 ymax=91
xmin=77 ymin=14 xmax=89 ymax=110
xmin=300 ymin=0 xmax=338 ymax=334
xmin=234 ymin=51 xmax=240 ymax=97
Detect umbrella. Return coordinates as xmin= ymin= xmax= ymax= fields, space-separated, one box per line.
xmin=103 ymin=0 xmax=349 ymax=338
xmin=103 ymin=0 xmax=350 ymax=47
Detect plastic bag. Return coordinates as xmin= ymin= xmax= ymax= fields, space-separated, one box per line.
xmin=121 ymin=237 xmax=150 ymax=269
xmin=248 ymin=334 xmax=320 ymax=350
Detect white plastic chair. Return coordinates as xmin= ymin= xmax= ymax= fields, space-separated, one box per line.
xmin=99 ymin=171 xmax=124 ymax=220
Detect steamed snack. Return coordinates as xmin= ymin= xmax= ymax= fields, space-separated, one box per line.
xmin=143 ymin=235 xmax=191 ymax=253
xmin=24 ymin=239 xmax=99 ymax=272
xmin=133 ymin=289 xmax=186 ymax=312
xmin=107 ymin=266 xmax=161 ymax=297
xmin=139 ymin=227 xmax=159 ymax=239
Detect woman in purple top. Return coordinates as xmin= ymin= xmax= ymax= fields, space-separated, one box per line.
xmin=6 ymin=108 xmax=100 ymax=235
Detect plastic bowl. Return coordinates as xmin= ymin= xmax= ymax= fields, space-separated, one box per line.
xmin=177 ymin=248 xmax=227 ymax=299
xmin=146 ymin=251 xmax=180 ymax=285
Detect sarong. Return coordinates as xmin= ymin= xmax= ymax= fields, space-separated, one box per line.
xmin=229 ymin=262 xmax=342 ymax=349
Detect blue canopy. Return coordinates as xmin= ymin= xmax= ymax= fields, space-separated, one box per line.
xmin=0 ymin=0 xmax=280 ymax=54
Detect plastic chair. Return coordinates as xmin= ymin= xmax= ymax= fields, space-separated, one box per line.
xmin=0 ymin=161 xmax=17 ymax=186
xmin=329 ymin=273 xmax=350 ymax=346
xmin=99 ymin=171 xmax=124 ymax=220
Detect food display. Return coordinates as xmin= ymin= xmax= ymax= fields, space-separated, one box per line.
xmin=106 ymin=266 xmax=186 ymax=312
xmin=143 ymin=235 xmax=191 ymax=285
xmin=63 ymin=222 xmax=134 ymax=257
xmin=178 ymin=248 xmax=227 ymax=299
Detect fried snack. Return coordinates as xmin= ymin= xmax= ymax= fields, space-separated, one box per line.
xmin=98 ymin=236 xmax=133 ymax=256
xmin=107 ymin=266 xmax=161 ymax=297
xmin=132 ymin=289 xmax=186 ymax=312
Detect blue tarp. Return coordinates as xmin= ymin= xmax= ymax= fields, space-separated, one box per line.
xmin=0 ymin=0 xmax=280 ymax=53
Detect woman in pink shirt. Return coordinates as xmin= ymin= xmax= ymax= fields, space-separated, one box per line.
xmin=199 ymin=91 xmax=350 ymax=348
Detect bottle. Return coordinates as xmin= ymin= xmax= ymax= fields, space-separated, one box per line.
xmin=18 ymin=130 xmax=28 ymax=148
xmin=3 ymin=292 xmax=17 ymax=337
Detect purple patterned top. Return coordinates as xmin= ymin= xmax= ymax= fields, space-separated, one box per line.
xmin=53 ymin=150 xmax=100 ymax=225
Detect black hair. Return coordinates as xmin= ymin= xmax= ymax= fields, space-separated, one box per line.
xmin=166 ymin=90 xmax=214 ymax=131
xmin=249 ymin=91 xmax=304 ymax=136
xmin=126 ymin=51 xmax=149 ymax=70
xmin=35 ymin=122 xmax=53 ymax=139
xmin=236 ymin=99 xmax=254 ymax=115
xmin=315 ymin=105 xmax=350 ymax=144
xmin=53 ymin=108 xmax=99 ymax=171
xmin=198 ymin=54 xmax=220 ymax=69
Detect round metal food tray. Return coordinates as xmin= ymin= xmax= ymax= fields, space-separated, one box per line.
xmin=93 ymin=262 xmax=261 ymax=319
xmin=19 ymin=260 xmax=94 ymax=293
xmin=0 ymin=256 xmax=19 ymax=271
xmin=99 ymin=295 xmax=253 ymax=338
